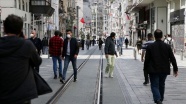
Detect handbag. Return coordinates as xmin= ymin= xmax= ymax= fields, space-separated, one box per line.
xmin=32 ymin=68 xmax=52 ymax=95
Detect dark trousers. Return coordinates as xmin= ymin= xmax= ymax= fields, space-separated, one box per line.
xmin=99 ymin=45 xmax=102 ymax=50
xmin=34 ymin=66 xmax=39 ymax=73
xmin=149 ymin=73 xmax=167 ymax=102
xmin=20 ymin=100 xmax=31 ymax=104
xmin=143 ymin=69 xmax=149 ymax=82
xmin=62 ymin=55 xmax=77 ymax=80
xmin=34 ymin=51 xmax=41 ymax=73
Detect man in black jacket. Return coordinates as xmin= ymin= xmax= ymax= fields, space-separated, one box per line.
xmin=61 ymin=29 xmax=79 ymax=83
xmin=30 ymin=30 xmax=42 ymax=73
xmin=144 ymin=29 xmax=178 ymax=104
xmin=0 ymin=14 xmax=42 ymax=104
xmin=104 ymin=32 xmax=118 ymax=78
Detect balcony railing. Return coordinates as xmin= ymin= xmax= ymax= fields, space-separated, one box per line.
xmin=30 ymin=0 xmax=54 ymax=16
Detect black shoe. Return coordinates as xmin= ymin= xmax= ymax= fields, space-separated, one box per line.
xmin=60 ymin=79 xmax=65 ymax=84
xmin=156 ymin=101 xmax=162 ymax=104
xmin=54 ymin=75 xmax=57 ymax=79
xmin=143 ymin=81 xmax=149 ymax=85
xmin=59 ymin=74 xmax=62 ymax=79
xmin=74 ymin=78 xmax=77 ymax=82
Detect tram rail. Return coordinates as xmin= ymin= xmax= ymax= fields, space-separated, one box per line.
xmin=46 ymin=47 xmax=103 ymax=104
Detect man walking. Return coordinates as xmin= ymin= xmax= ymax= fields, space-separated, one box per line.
xmin=49 ymin=30 xmax=63 ymax=79
xmin=164 ymin=34 xmax=175 ymax=53
xmin=144 ymin=29 xmax=178 ymax=104
xmin=61 ymin=29 xmax=79 ymax=83
xmin=42 ymin=37 xmax=49 ymax=55
xmin=125 ymin=38 xmax=129 ymax=49
xmin=30 ymin=30 xmax=43 ymax=73
xmin=117 ymin=36 xmax=124 ymax=55
xmin=104 ymin=32 xmax=118 ymax=78
xmin=141 ymin=33 xmax=154 ymax=85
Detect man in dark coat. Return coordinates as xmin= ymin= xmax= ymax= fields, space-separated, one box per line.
xmin=30 ymin=30 xmax=43 ymax=73
xmin=0 ymin=14 xmax=42 ymax=104
xmin=81 ymin=39 xmax=85 ymax=50
xmin=42 ymin=37 xmax=49 ymax=54
xmin=104 ymin=32 xmax=118 ymax=78
xmin=61 ymin=29 xmax=79 ymax=83
xmin=144 ymin=29 xmax=178 ymax=104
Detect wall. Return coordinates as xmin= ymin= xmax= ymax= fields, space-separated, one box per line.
xmin=77 ymin=0 xmax=84 ymax=37
xmin=0 ymin=0 xmax=31 ymax=37
xmin=154 ymin=0 xmax=167 ymax=35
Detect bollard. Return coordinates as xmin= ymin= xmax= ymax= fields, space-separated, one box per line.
xmin=134 ymin=48 xmax=136 ymax=60
xmin=181 ymin=49 xmax=184 ymax=60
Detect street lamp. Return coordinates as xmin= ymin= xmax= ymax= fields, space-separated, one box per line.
xmin=93 ymin=2 xmax=98 ymax=40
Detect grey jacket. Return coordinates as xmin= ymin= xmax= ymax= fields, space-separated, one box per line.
xmin=104 ymin=36 xmax=116 ymax=55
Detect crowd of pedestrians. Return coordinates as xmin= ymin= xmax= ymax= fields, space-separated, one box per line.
xmin=0 ymin=14 xmax=179 ymax=104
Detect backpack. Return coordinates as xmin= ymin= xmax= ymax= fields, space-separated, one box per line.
xmin=165 ymin=38 xmax=173 ymax=49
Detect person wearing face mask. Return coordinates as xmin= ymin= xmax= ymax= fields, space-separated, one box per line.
xmin=61 ymin=29 xmax=79 ymax=83
xmin=104 ymin=32 xmax=118 ymax=78
xmin=29 ymin=30 xmax=43 ymax=73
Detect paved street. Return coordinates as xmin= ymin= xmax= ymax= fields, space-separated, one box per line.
xmin=32 ymin=45 xmax=186 ymax=104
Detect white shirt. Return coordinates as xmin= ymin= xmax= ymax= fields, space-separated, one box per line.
xmin=67 ymin=40 xmax=70 ymax=55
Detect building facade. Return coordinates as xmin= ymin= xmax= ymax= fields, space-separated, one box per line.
xmin=0 ymin=0 xmax=31 ymax=37
xmin=126 ymin=0 xmax=186 ymax=54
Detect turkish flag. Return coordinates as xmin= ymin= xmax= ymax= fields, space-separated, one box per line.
xmin=126 ymin=14 xmax=130 ymax=20
xmin=80 ymin=18 xmax=85 ymax=24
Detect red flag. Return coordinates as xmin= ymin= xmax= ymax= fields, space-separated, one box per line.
xmin=126 ymin=14 xmax=130 ymax=20
xmin=80 ymin=18 xmax=85 ymax=24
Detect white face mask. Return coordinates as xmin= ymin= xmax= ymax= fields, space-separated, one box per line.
xmin=30 ymin=34 xmax=34 ymax=37
xmin=67 ymin=34 xmax=71 ymax=38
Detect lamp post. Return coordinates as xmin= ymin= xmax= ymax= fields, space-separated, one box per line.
xmin=94 ymin=2 xmax=98 ymax=40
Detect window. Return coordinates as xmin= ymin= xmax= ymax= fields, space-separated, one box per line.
xmin=170 ymin=1 xmax=175 ymax=11
xmin=181 ymin=0 xmax=185 ymax=8
xmin=15 ymin=0 xmax=17 ymax=8
xmin=19 ymin=0 xmax=21 ymax=9
xmin=22 ymin=0 xmax=25 ymax=11
xmin=26 ymin=2 xmax=28 ymax=12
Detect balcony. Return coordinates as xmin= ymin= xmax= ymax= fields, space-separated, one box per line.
xmin=30 ymin=0 xmax=54 ymax=16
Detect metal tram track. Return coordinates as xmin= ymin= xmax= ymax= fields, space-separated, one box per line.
xmin=46 ymin=47 xmax=103 ymax=104
xmin=93 ymin=50 xmax=103 ymax=104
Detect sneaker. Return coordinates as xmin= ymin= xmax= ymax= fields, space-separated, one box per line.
xmin=143 ymin=81 xmax=149 ymax=85
xmin=74 ymin=78 xmax=77 ymax=82
xmin=156 ymin=101 xmax=162 ymax=104
xmin=104 ymin=73 xmax=109 ymax=78
xmin=109 ymin=72 xmax=113 ymax=78
xmin=59 ymin=74 xmax=62 ymax=79
xmin=109 ymin=75 xmax=114 ymax=78
xmin=60 ymin=79 xmax=65 ymax=84
xmin=54 ymin=75 xmax=57 ymax=79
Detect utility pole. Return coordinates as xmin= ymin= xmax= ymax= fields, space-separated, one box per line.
xmin=95 ymin=2 xmax=98 ymax=40
xmin=76 ymin=6 xmax=79 ymax=38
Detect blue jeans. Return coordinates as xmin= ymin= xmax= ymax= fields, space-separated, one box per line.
xmin=149 ymin=73 xmax=167 ymax=102
xmin=42 ymin=46 xmax=48 ymax=54
xmin=62 ymin=55 xmax=77 ymax=80
xmin=52 ymin=56 xmax=62 ymax=76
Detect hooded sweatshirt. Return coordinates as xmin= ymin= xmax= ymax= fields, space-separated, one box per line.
xmin=0 ymin=36 xmax=42 ymax=104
